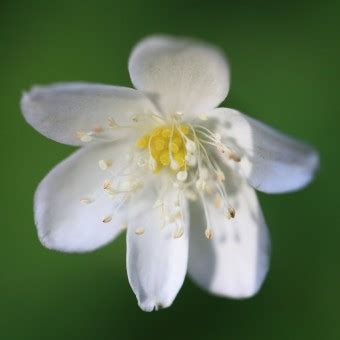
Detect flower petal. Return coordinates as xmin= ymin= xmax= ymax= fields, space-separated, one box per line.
xmin=35 ymin=142 xmax=131 ymax=252
xmin=129 ymin=35 xmax=230 ymax=116
xmin=188 ymin=169 xmax=270 ymax=298
xmin=21 ymin=83 xmax=158 ymax=145
xmin=126 ymin=184 xmax=189 ymax=311
xmin=208 ymin=108 xmax=319 ymax=193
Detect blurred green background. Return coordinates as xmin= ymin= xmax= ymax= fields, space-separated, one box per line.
xmin=1 ymin=0 xmax=339 ymax=339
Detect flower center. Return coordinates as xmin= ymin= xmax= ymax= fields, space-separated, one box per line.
xmin=76 ymin=112 xmax=242 ymax=240
xmin=135 ymin=124 xmax=193 ymax=176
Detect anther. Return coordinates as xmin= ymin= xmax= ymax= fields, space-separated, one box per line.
xmin=198 ymin=114 xmax=208 ymax=121
xmin=229 ymin=153 xmax=241 ymax=162
xmin=225 ymin=207 xmax=236 ymax=219
xmin=185 ymin=140 xmax=196 ymax=153
xmin=176 ymin=171 xmax=188 ymax=182
xmin=76 ymin=131 xmax=93 ymax=142
xmin=200 ymin=168 xmax=209 ymax=180
xmin=102 ymin=215 xmax=112 ymax=223
xmin=153 ymin=199 xmax=163 ymax=208
xmin=149 ymin=157 xmax=157 ymax=171
xmin=174 ymin=211 xmax=183 ymax=220
xmin=205 ymin=228 xmax=213 ymax=240
xmin=103 ymin=179 xmax=112 ymax=190
xmin=185 ymin=153 xmax=197 ymax=166
xmin=135 ymin=227 xmax=145 ymax=235
xmin=229 ymin=207 xmax=236 ymax=218
xmin=173 ymin=226 xmax=184 ymax=239
xmin=107 ymin=117 xmax=118 ymax=128
xmin=92 ymin=125 xmax=103 ymax=133
xmin=216 ymin=170 xmax=225 ymax=182
xmin=137 ymin=156 xmax=147 ymax=167
xmin=170 ymin=160 xmax=180 ymax=171
xmin=118 ymin=179 xmax=143 ymax=192
xmin=98 ymin=159 xmax=112 ymax=170
xmin=214 ymin=194 xmax=222 ymax=209
xmin=80 ymin=198 xmax=93 ymax=204
xmin=131 ymin=115 xmax=139 ymax=123
xmin=217 ymin=144 xmax=241 ymax=162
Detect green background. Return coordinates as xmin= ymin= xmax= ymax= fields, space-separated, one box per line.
xmin=1 ymin=0 xmax=339 ymax=339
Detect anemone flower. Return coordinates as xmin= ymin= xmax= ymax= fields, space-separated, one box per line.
xmin=21 ymin=35 xmax=319 ymax=311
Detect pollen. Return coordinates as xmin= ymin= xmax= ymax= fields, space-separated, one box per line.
xmin=135 ymin=124 xmax=192 ymax=175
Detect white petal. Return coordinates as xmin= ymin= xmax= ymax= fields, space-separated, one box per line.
xmin=35 ymin=142 xmax=131 ymax=252
xmin=21 ymin=83 xmax=158 ymax=145
xmin=208 ymin=108 xmax=319 ymax=193
xmin=188 ymin=169 xmax=270 ymax=298
xmin=126 ymin=184 xmax=189 ymax=311
xmin=129 ymin=35 xmax=230 ymax=116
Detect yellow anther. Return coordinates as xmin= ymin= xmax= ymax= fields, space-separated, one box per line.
xmin=173 ymin=135 xmax=183 ymax=146
xmin=179 ymin=124 xmax=190 ymax=135
xmin=136 ymin=124 xmax=193 ymax=174
xmin=161 ymin=128 xmax=171 ymax=138
xmin=159 ymin=151 xmax=170 ymax=166
xmin=174 ymin=151 xmax=185 ymax=167
xmin=136 ymin=135 xmax=149 ymax=149
xmin=170 ymin=142 xmax=180 ymax=153
xmin=151 ymin=127 xmax=162 ymax=137
xmin=154 ymin=138 xmax=166 ymax=151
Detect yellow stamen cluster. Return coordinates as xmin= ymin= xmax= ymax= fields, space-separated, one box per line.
xmin=136 ymin=124 xmax=191 ymax=173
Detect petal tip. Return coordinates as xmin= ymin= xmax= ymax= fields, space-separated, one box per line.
xmin=138 ymin=299 xmax=172 ymax=312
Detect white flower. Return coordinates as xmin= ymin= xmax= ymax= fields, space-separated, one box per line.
xmin=21 ymin=35 xmax=319 ymax=312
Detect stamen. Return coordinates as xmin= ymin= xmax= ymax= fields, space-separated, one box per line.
xmin=153 ymin=199 xmax=163 ymax=208
xmin=76 ymin=130 xmax=93 ymax=142
xmin=214 ymin=194 xmax=222 ymax=209
xmin=98 ymin=159 xmax=113 ymax=170
xmin=102 ymin=215 xmax=112 ymax=223
xmin=107 ymin=117 xmax=118 ymax=128
xmin=225 ymin=206 xmax=236 ymax=219
xmin=92 ymin=125 xmax=103 ymax=133
xmin=131 ymin=115 xmax=139 ymax=123
xmin=118 ymin=179 xmax=143 ymax=192
xmin=176 ymin=170 xmax=188 ymax=182
xmin=200 ymin=167 xmax=209 ymax=180
xmin=185 ymin=153 xmax=197 ymax=166
xmin=149 ymin=157 xmax=157 ymax=171
xmin=170 ymin=160 xmax=180 ymax=171
xmin=135 ymin=227 xmax=145 ymax=235
xmin=216 ymin=169 xmax=225 ymax=182
xmin=185 ymin=140 xmax=196 ymax=153
xmin=103 ymin=179 xmax=112 ymax=190
xmin=136 ymin=156 xmax=147 ymax=167
xmin=173 ymin=226 xmax=184 ymax=239
xmin=80 ymin=198 xmax=93 ymax=204
xmin=217 ymin=144 xmax=241 ymax=162
xmin=205 ymin=227 xmax=213 ymax=240
xmin=198 ymin=114 xmax=208 ymax=121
